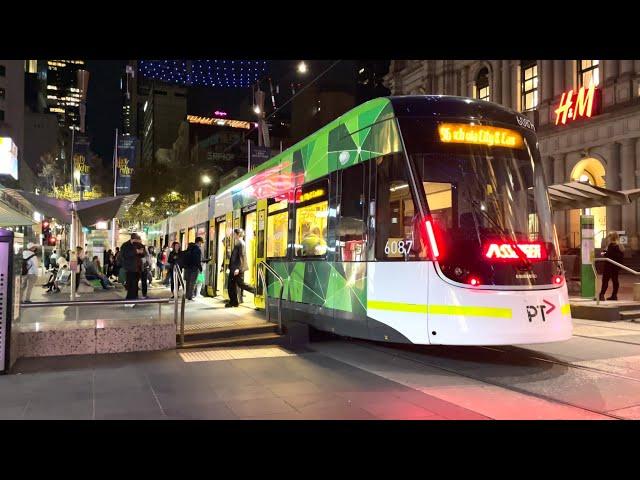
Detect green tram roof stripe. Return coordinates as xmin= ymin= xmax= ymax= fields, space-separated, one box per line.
xmin=215 ymin=97 xmax=394 ymax=197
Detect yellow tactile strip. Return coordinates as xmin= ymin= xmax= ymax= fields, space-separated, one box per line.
xmin=179 ymin=346 xmax=295 ymax=363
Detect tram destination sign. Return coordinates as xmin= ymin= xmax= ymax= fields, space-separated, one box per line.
xmin=438 ymin=123 xmax=524 ymax=149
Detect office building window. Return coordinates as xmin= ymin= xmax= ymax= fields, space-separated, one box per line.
xmin=0 ymin=65 xmax=5 ymax=77
xmin=578 ymin=60 xmax=600 ymax=87
xmin=475 ymin=67 xmax=490 ymax=101
xmin=0 ymin=87 xmax=5 ymax=99
xmin=521 ymin=60 xmax=538 ymax=111
xmin=0 ymin=110 xmax=4 ymax=121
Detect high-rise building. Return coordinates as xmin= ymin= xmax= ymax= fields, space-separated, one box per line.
xmin=0 ymin=59 xmax=38 ymax=191
xmin=45 ymin=60 xmax=85 ymax=131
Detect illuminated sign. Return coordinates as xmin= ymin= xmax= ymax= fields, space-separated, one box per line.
xmin=214 ymin=110 xmax=227 ymax=117
xmin=483 ymin=242 xmax=547 ymax=261
xmin=187 ymin=115 xmax=251 ymax=129
xmin=0 ymin=137 xmax=19 ymax=180
xmin=554 ymin=83 xmax=600 ymax=125
xmin=438 ymin=123 xmax=524 ymax=149
xmin=299 ymin=189 xmax=325 ymax=203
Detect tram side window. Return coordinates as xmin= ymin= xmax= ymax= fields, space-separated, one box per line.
xmin=267 ymin=199 xmax=289 ymax=258
xmin=294 ymin=181 xmax=329 ymax=257
xmin=374 ymin=154 xmax=425 ymax=261
xmin=338 ymin=163 xmax=366 ymax=261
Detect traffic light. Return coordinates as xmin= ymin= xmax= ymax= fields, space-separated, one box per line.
xmin=42 ymin=218 xmax=53 ymax=245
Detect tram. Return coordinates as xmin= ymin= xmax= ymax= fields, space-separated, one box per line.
xmin=162 ymin=96 xmax=573 ymax=345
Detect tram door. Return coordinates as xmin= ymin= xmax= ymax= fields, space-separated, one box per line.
xmin=242 ymin=205 xmax=257 ymax=306
xmin=254 ymin=199 xmax=267 ymax=310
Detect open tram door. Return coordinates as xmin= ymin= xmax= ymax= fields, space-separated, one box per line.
xmin=254 ymin=199 xmax=267 ymax=310
xmin=241 ymin=204 xmax=258 ymax=307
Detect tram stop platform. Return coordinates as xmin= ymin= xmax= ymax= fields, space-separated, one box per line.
xmin=12 ymin=273 xmax=294 ymax=362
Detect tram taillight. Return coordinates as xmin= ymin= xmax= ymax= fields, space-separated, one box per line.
xmin=552 ymin=275 xmax=564 ymax=286
xmin=468 ymin=276 xmax=481 ymax=287
xmin=424 ymin=217 xmax=440 ymax=259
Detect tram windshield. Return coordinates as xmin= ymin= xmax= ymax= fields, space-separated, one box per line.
xmin=400 ymin=117 xmax=561 ymax=287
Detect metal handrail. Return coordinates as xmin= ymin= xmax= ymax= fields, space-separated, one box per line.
xmin=258 ymin=261 xmax=284 ymax=334
xmin=173 ymin=264 xmax=187 ymax=346
xmin=593 ymin=257 xmax=640 ymax=305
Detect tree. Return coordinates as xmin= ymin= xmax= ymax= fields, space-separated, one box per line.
xmin=121 ymin=191 xmax=188 ymax=228
xmin=37 ymin=151 xmax=64 ymax=193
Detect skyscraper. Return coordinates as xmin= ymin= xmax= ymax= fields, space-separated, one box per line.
xmin=45 ymin=60 xmax=86 ymax=131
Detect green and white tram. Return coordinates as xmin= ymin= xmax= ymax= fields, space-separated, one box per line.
xmin=180 ymin=96 xmax=572 ymax=345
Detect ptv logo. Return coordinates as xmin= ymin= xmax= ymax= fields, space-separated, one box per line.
xmin=526 ymin=299 xmax=556 ymax=322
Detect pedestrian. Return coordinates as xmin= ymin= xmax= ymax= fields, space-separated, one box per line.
xmin=226 ymin=228 xmax=255 ymax=308
xmin=167 ymin=241 xmax=182 ymax=299
xmin=599 ymin=232 xmax=625 ymax=301
xmin=21 ymin=243 xmax=40 ymax=303
xmin=74 ymin=246 xmax=85 ymax=292
xmin=84 ymin=256 xmax=113 ymax=289
xmin=183 ymin=237 xmax=205 ymax=300
xmin=112 ymin=247 xmax=121 ymax=282
xmin=140 ymin=245 xmax=154 ymax=299
xmin=147 ymin=245 xmax=157 ymax=283
xmin=120 ymin=233 xmax=145 ymax=305
xmin=104 ymin=249 xmax=113 ymax=278
xmin=50 ymin=249 xmax=58 ymax=268
xmin=156 ymin=246 xmax=166 ymax=281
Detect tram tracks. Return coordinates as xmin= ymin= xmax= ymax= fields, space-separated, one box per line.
xmin=352 ymin=340 xmax=628 ymax=420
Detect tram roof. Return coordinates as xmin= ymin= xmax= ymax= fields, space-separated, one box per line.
xmin=215 ymin=95 xmax=528 ymax=198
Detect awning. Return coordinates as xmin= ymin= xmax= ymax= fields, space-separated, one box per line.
xmin=546 ymin=182 xmax=639 ymax=211
xmin=1 ymin=189 xmax=138 ymax=226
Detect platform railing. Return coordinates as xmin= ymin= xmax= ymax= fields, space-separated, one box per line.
xmin=173 ymin=264 xmax=187 ymax=346
xmin=593 ymin=257 xmax=640 ymax=305
xmin=258 ymin=261 xmax=284 ymax=335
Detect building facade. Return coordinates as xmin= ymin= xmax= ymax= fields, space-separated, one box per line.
xmin=385 ymin=60 xmax=640 ymax=254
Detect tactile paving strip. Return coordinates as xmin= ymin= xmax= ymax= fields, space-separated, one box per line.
xmin=179 ymin=346 xmax=295 ymax=363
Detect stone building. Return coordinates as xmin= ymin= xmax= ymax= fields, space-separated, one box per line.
xmin=385 ymin=60 xmax=640 ymax=254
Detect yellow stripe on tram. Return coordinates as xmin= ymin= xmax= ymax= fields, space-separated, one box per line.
xmin=561 ymin=304 xmax=571 ymax=315
xmin=367 ymin=300 xmax=512 ymax=318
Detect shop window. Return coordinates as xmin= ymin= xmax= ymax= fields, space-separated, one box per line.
xmin=267 ymin=199 xmax=288 ymax=258
xmin=521 ymin=60 xmax=538 ymax=111
xmin=338 ymin=163 xmax=366 ymax=261
xmin=0 ymin=65 xmax=5 ymax=77
xmin=578 ymin=60 xmax=600 ymax=87
xmin=374 ymin=154 xmax=426 ymax=261
xmin=294 ymin=181 xmax=329 ymax=257
xmin=475 ymin=67 xmax=490 ymax=102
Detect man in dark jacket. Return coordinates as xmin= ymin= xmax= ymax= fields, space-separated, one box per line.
xmin=120 ymin=233 xmax=146 ymax=303
xmin=599 ymin=232 xmax=625 ymax=301
xmin=226 ymin=228 xmax=256 ymax=308
xmin=183 ymin=237 xmax=204 ymax=300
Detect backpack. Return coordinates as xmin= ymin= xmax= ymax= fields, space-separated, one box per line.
xmin=22 ymin=253 xmax=35 ymax=276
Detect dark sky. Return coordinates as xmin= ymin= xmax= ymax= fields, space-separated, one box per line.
xmin=86 ymin=60 xmax=127 ymax=162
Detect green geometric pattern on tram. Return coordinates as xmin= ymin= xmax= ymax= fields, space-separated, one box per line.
xmin=265 ymin=261 xmax=367 ymax=315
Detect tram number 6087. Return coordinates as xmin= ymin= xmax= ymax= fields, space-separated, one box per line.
xmin=385 ymin=239 xmax=413 ymax=257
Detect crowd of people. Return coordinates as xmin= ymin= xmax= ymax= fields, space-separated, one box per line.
xmin=20 ymin=227 xmax=258 ymax=308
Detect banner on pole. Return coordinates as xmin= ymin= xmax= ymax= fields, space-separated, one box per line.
xmin=116 ymin=136 xmax=137 ymax=195
xmin=73 ymin=134 xmax=91 ymax=190
xmin=249 ymin=140 xmax=272 ymax=170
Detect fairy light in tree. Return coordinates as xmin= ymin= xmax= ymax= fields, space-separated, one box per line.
xmin=137 ymin=60 xmax=268 ymax=87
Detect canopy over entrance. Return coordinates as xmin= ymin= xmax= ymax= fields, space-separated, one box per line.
xmin=1 ymin=189 xmax=138 ymax=226
xmin=545 ymin=182 xmax=640 ymax=211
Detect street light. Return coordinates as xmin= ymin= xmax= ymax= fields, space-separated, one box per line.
xmin=150 ymin=196 xmax=156 ymax=202
xmin=253 ymin=105 xmax=261 ymax=115
xmin=171 ymin=191 xmax=177 ymax=196
xmin=201 ymin=175 xmax=211 ymax=185
xmin=297 ymin=61 xmax=308 ymax=74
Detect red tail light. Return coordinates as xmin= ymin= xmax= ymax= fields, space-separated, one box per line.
xmin=424 ymin=217 xmax=440 ymax=259
xmin=468 ymin=276 xmax=481 ymax=287
xmin=483 ymin=242 xmax=548 ymax=262
xmin=552 ymin=275 xmax=564 ymax=285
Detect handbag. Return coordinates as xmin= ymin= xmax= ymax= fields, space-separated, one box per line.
xmin=197 ymin=271 xmax=205 ymax=283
